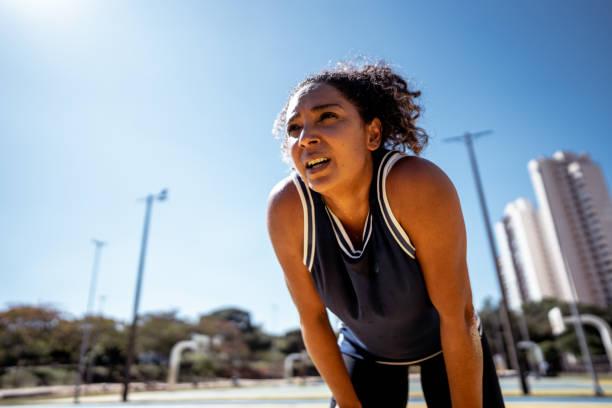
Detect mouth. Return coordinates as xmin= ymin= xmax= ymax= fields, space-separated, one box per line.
xmin=305 ymin=157 xmax=330 ymax=170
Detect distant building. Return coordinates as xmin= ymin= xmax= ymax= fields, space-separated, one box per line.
xmin=495 ymin=198 xmax=560 ymax=311
xmin=528 ymin=151 xmax=612 ymax=307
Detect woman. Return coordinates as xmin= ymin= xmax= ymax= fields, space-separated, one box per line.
xmin=267 ymin=62 xmax=505 ymax=408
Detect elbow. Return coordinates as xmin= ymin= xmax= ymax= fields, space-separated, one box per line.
xmin=438 ymin=301 xmax=478 ymax=333
xmin=463 ymin=302 xmax=477 ymax=328
xmin=299 ymin=311 xmax=333 ymax=345
xmin=299 ymin=309 xmax=329 ymax=330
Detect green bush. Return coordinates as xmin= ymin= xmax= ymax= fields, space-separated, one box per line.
xmin=32 ymin=366 xmax=74 ymax=385
xmin=1 ymin=367 xmax=39 ymax=388
xmin=137 ymin=364 xmax=165 ymax=382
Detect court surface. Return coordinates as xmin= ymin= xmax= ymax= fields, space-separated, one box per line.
xmin=2 ymin=375 xmax=612 ymax=407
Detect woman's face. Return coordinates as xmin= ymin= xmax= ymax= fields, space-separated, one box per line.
xmin=285 ymin=82 xmax=381 ymax=195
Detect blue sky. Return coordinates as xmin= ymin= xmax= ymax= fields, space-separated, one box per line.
xmin=1 ymin=0 xmax=611 ymax=334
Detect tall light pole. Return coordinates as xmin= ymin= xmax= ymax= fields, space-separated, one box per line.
xmin=444 ymin=130 xmax=530 ymax=395
xmin=74 ymin=239 xmax=106 ymax=403
xmin=122 ymin=189 xmax=168 ymax=402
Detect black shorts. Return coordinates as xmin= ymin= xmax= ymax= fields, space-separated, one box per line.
xmin=330 ymin=333 xmax=505 ymax=408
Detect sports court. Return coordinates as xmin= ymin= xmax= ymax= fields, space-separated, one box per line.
xmin=3 ymin=376 xmax=612 ymax=408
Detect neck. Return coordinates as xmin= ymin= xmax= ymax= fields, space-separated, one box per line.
xmin=321 ymin=160 xmax=373 ymax=240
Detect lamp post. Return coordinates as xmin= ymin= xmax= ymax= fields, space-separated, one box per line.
xmin=74 ymin=239 xmax=106 ymax=403
xmin=121 ymin=189 xmax=168 ymax=402
xmin=444 ymin=130 xmax=530 ymax=395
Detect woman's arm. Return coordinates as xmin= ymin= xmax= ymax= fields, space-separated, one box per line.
xmin=387 ymin=157 xmax=483 ymax=408
xmin=267 ymin=177 xmax=361 ymax=408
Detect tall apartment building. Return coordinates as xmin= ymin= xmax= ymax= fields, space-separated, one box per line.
xmin=528 ymin=151 xmax=612 ymax=307
xmin=495 ymin=198 xmax=562 ymax=311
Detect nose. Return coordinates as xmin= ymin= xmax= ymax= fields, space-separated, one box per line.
xmin=298 ymin=125 xmax=320 ymax=148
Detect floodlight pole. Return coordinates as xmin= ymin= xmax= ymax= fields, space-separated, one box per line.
xmin=74 ymin=239 xmax=106 ymax=403
xmin=444 ymin=130 xmax=530 ymax=395
xmin=122 ymin=189 xmax=168 ymax=402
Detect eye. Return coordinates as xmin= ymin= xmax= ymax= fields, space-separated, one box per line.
xmin=286 ymin=123 xmax=302 ymax=138
xmin=319 ymin=112 xmax=338 ymax=122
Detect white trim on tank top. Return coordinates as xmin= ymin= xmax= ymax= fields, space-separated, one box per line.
xmin=291 ymin=174 xmax=316 ymax=272
xmin=324 ymin=206 xmax=373 ymax=259
xmin=377 ymin=151 xmax=417 ymax=258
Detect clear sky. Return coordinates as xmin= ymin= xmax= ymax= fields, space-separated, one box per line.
xmin=1 ymin=0 xmax=611 ymax=334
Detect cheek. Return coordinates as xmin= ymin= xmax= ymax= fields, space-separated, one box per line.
xmin=288 ymin=139 xmax=302 ymax=168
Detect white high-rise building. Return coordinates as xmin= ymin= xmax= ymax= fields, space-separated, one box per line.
xmin=528 ymin=151 xmax=612 ymax=307
xmin=495 ymin=198 xmax=561 ymax=311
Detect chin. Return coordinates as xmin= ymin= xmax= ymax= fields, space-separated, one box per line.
xmin=305 ymin=174 xmax=336 ymax=195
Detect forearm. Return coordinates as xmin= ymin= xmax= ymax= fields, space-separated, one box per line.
xmin=301 ymin=316 xmax=360 ymax=408
xmin=440 ymin=317 xmax=483 ymax=408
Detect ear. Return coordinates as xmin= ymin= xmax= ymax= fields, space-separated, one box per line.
xmin=366 ymin=118 xmax=382 ymax=151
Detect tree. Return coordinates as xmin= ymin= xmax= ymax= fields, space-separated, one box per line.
xmin=208 ymin=307 xmax=254 ymax=333
xmin=137 ymin=311 xmax=193 ymax=364
xmin=277 ymin=329 xmax=305 ymax=354
xmin=0 ymin=304 xmax=67 ymax=366
xmin=478 ymin=297 xmax=612 ymax=373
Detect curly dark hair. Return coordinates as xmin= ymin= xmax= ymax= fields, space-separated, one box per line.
xmin=272 ymin=61 xmax=429 ymax=158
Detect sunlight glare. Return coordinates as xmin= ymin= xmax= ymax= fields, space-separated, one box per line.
xmin=1 ymin=0 xmax=85 ymax=25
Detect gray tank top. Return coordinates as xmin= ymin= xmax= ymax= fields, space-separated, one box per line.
xmin=291 ymin=149 xmax=444 ymax=364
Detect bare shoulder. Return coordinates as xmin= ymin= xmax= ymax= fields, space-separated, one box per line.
xmin=267 ymin=175 xmax=304 ymax=253
xmin=385 ymin=154 xmax=464 ymax=251
xmin=267 ymin=175 xmax=302 ymax=225
xmin=386 ymin=155 xmax=458 ymax=209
